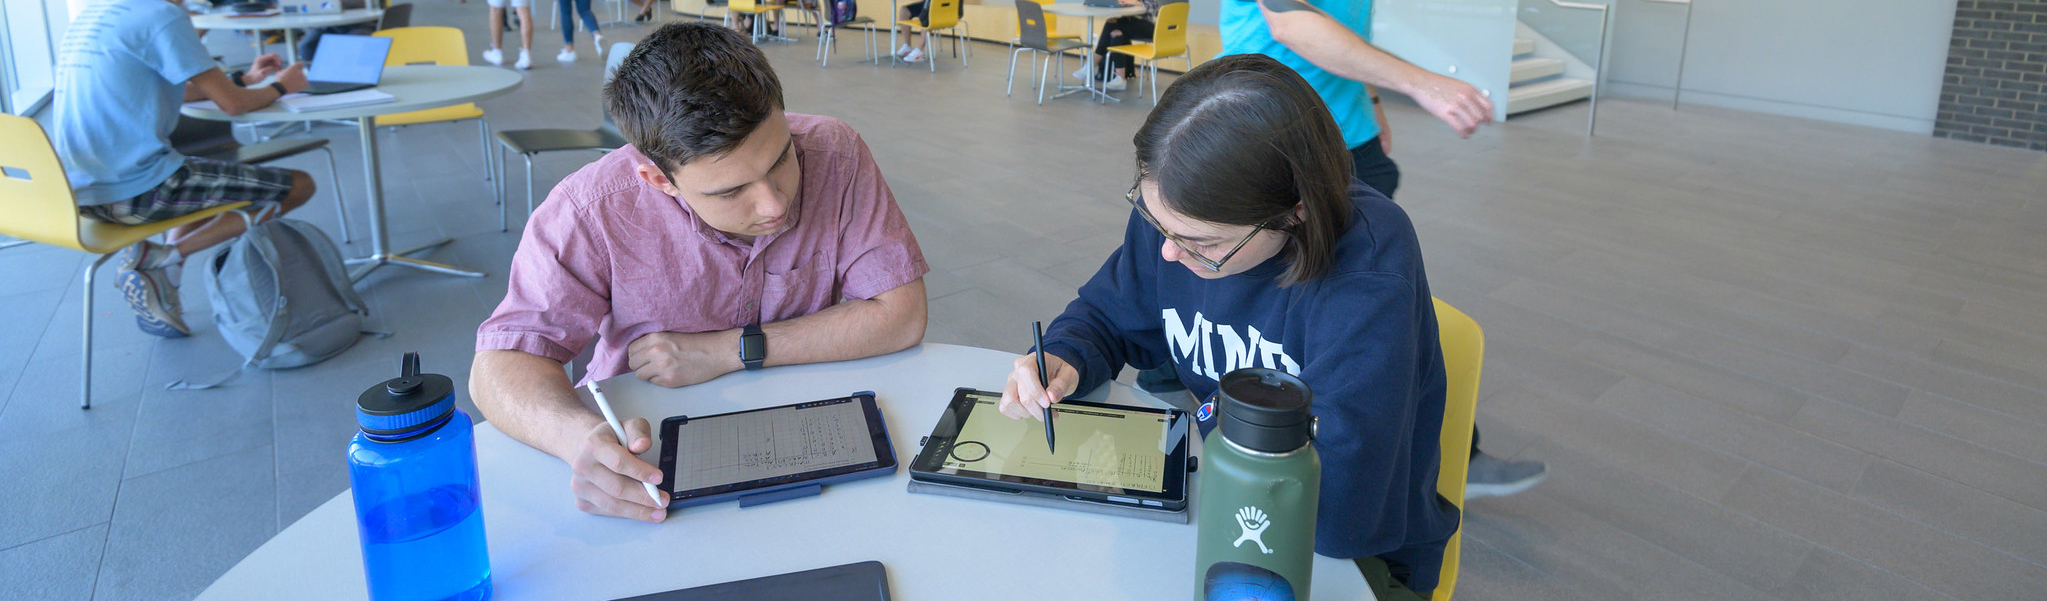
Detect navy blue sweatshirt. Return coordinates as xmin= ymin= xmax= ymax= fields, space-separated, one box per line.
xmin=1039 ymin=185 xmax=1459 ymax=590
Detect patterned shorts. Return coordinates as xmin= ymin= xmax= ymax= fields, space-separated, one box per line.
xmin=80 ymin=157 xmax=293 ymax=225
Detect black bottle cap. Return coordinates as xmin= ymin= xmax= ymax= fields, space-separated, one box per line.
xmin=356 ymin=352 xmax=456 ymax=437
xmin=1215 ymin=368 xmax=1315 ymax=454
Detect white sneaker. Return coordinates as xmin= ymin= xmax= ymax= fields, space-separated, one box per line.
xmin=1105 ymin=75 xmax=1127 ymax=92
xmin=903 ymin=49 xmax=925 ymax=63
xmin=895 ymin=44 xmax=913 ymax=57
xmin=593 ymin=33 xmax=605 ymax=59
xmin=558 ymin=47 xmax=577 ymax=63
xmin=483 ymin=47 xmax=504 ymax=65
xmin=514 ymin=49 xmax=532 ymax=70
xmin=1072 ymin=66 xmax=1089 ymax=81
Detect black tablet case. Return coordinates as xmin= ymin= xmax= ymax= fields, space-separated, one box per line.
xmin=906 ymin=479 xmax=1193 ymax=524
xmin=613 ymin=561 xmax=891 ymax=601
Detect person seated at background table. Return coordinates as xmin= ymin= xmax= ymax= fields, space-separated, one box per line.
xmin=999 ymin=54 xmax=1456 ymax=600
xmin=891 ymin=0 xmax=959 ymax=63
xmin=51 ymin=0 xmax=318 ymax=338
xmin=472 ymin=22 xmax=930 ymax=523
xmin=1073 ymin=0 xmax=1158 ymax=92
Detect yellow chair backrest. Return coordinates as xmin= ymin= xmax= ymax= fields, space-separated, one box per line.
xmin=1432 ymin=297 xmax=1482 ymax=601
xmin=730 ymin=0 xmax=759 ymax=11
xmin=1152 ymin=2 xmax=1189 ymax=59
xmin=1030 ymin=0 xmax=1063 ymax=35
xmin=922 ymin=0 xmax=960 ymax=29
xmin=0 ymin=114 xmax=88 ymax=252
xmin=374 ymin=26 xmax=469 ymax=67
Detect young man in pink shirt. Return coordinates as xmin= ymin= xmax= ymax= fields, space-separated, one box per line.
xmin=471 ymin=23 xmax=930 ymax=522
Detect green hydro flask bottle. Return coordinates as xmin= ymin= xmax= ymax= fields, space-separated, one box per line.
xmin=1194 ymin=368 xmax=1320 ymax=601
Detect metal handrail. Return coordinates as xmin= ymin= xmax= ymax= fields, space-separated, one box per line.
xmin=1639 ymin=0 xmax=1696 ymax=109
xmin=1543 ymin=0 xmax=1610 ymax=136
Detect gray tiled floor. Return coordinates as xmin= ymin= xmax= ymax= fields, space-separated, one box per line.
xmin=3 ymin=2 xmax=2047 ymax=599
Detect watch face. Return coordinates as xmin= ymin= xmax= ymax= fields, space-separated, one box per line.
xmin=741 ymin=334 xmax=766 ymax=360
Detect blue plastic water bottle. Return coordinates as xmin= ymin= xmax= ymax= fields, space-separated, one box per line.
xmin=349 ymin=352 xmax=492 ymax=601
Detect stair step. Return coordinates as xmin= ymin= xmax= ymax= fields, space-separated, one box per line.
xmin=1510 ymin=57 xmax=1566 ymax=84
xmin=1507 ymin=78 xmax=1595 ymax=115
xmin=1514 ymin=38 xmax=1534 ymax=56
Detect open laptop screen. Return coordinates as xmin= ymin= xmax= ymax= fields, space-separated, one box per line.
xmin=307 ymin=35 xmax=392 ymax=85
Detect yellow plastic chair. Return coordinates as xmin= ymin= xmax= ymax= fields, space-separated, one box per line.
xmin=1431 ymin=297 xmax=1483 ymax=600
xmin=1104 ymin=1 xmax=1191 ymax=104
xmin=726 ymin=0 xmax=788 ymax=43
xmin=371 ymin=27 xmax=497 ymax=195
xmin=0 ymin=114 xmax=250 ymax=409
xmin=896 ymin=0 xmax=968 ymax=72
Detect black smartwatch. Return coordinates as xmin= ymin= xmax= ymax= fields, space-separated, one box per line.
xmin=271 ymin=82 xmax=289 ymax=97
xmin=739 ymin=324 xmax=766 ymax=371
xmin=229 ymin=70 xmax=247 ymax=86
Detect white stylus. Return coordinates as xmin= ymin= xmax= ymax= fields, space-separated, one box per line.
xmin=588 ymin=382 xmax=664 ymax=507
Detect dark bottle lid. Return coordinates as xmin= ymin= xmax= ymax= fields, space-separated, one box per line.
xmin=1215 ymin=368 xmax=1315 ymax=454
xmin=356 ymin=352 xmax=456 ymax=440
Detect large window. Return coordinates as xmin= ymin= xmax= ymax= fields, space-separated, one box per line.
xmin=1 ymin=0 xmax=67 ymax=115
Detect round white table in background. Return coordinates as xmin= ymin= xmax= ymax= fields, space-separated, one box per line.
xmin=181 ymin=65 xmax=523 ymax=283
xmin=190 ymin=9 xmax=386 ymax=63
xmin=194 ymin=343 xmax=1374 ymax=600
xmin=1041 ymin=3 xmax=1147 ymax=102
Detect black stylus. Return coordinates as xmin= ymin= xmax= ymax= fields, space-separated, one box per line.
xmin=1033 ymin=321 xmax=1055 ymax=454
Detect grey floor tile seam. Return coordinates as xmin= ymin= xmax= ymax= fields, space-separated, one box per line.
xmin=1551 ymin=440 xmax=1960 ymax=599
xmin=1484 ymin=271 xmax=2034 ymax=445
xmin=0 ymin=520 xmax=107 ymax=554
xmin=1453 ymin=531 xmax=1579 ymax=597
xmin=1844 ymin=459 xmax=2047 ymax=573
xmin=1559 ymin=242 xmax=2047 ymax=414
xmin=1465 ymin=466 xmax=1792 ymax=600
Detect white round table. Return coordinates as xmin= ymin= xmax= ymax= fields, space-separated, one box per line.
xmin=190 ymin=8 xmax=385 ymax=63
xmin=182 ymin=65 xmax=523 ymax=283
xmin=194 ymin=343 xmax=1375 ymax=600
xmin=1041 ymin=3 xmax=1148 ymax=102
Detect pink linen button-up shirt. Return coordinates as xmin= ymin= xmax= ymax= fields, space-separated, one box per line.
xmin=475 ymin=113 xmax=928 ymax=384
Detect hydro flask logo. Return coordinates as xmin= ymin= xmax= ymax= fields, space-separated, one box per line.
xmin=1232 ymin=506 xmax=1275 ymax=555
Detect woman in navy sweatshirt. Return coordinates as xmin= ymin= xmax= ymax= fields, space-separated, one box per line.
xmin=997 ymin=54 xmax=1459 ymax=597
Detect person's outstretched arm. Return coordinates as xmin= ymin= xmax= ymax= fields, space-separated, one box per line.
xmin=1250 ymin=0 xmax=1495 ymax=137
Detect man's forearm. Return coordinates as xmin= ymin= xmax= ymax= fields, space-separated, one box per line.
xmin=1260 ymin=0 xmax=1436 ymax=98
xmin=761 ymin=278 xmax=928 ymax=368
xmin=471 ymin=349 xmax=603 ymax=461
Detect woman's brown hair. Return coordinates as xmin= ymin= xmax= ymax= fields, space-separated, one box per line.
xmin=1132 ymin=53 xmax=1355 ymax=285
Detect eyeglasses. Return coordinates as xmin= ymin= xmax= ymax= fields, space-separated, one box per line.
xmin=1126 ymin=183 xmax=1263 ymax=273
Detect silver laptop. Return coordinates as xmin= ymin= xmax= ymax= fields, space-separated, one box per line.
xmin=304 ymin=34 xmax=392 ymax=95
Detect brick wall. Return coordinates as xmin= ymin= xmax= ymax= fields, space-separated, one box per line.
xmin=1935 ymin=0 xmax=2047 ymax=151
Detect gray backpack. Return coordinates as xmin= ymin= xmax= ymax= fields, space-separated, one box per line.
xmin=169 ymin=210 xmax=372 ymax=389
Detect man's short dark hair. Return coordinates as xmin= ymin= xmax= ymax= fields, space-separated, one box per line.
xmin=604 ymin=23 xmax=786 ymax=174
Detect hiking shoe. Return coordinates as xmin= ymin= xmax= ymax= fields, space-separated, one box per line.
xmin=1465 ymin=452 xmax=1548 ymax=499
xmin=483 ymin=47 xmax=504 ymax=65
xmin=116 ymin=242 xmax=189 ymax=338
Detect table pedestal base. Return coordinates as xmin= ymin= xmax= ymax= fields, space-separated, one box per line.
xmin=346 ymin=238 xmax=481 ymax=281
